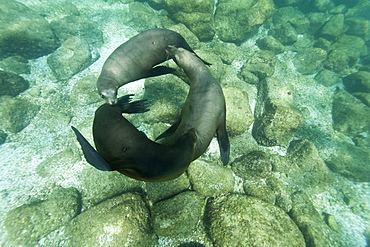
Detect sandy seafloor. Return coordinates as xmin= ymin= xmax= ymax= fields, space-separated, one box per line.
xmin=0 ymin=0 xmax=369 ymax=246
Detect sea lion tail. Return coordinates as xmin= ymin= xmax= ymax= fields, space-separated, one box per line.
xmin=71 ymin=126 xmax=112 ymax=171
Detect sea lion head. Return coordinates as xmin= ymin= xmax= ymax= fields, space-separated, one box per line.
xmin=165 ymin=45 xmax=198 ymax=69
xmin=97 ymin=75 xmax=119 ymax=105
xmin=99 ymin=87 xmax=117 ymax=105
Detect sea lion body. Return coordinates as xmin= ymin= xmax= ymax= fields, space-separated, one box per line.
xmin=72 ymin=95 xmax=197 ymax=182
xmin=158 ymin=46 xmax=230 ymax=165
xmin=97 ymin=28 xmax=207 ymax=105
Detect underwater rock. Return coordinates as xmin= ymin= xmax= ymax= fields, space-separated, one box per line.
xmin=187 ymin=160 xmax=234 ymax=197
xmin=231 ymin=151 xmax=274 ymax=180
xmin=36 ymin=148 xmax=81 ymax=178
xmin=169 ymin=23 xmax=202 ymax=50
xmin=252 ymin=77 xmax=303 ymax=147
xmin=239 ymin=69 xmax=260 ymax=85
xmin=163 ymin=0 xmax=215 ymax=41
xmin=71 ymin=75 xmax=102 ymax=106
xmin=214 ymin=0 xmax=275 ymax=43
xmin=146 ymin=173 xmax=190 ymax=203
xmin=281 ymin=139 xmax=334 ymax=194
xmin=243 ymin=176 xmax=293 ymax=212
xmin=0 ymin=130 xmax=7 ymax=145
xmin=266 ymin=176 xmax=292 ymax=212
xmin=50 ymin=15 xmax=104 ymax=47
xmin=0 ymin=0 xmax=59 ymax=59
xmin=326 ymin=141 xmax=370 ymax=182
xmin=343 ymin=71 xmax=370 ymax=93
xmin=0 ymin=71 xmax=29 ymax=97
xmin=352 ymin=92 xmax=370 ymax=107
xmin=319 ymin=14 xmax=344 ymax=41
xmin=306 ymin=12 xmax=330 ymax=34
xmin=5 ymin=187 xmax=81 ymax=246
xmin=345 ymin=17 xmax=370 ymax=41
xmin=152 ymin=191 xmax=204 ymax=237
xmin=126 ymin=2 xmax=167 ymax=32
xmin=332 ymin=88 xmax=370 ymax=138
xmin=241 ymin=50 xmax=276 ymax=80
xmin=210 ymin=40 xmax=238 ymax=65
xmin=243 ymin=179 xmax=276 ymax=205
xmin=293 ymin=48 xmax=327 ymax=75
xmin=271 ymin=6 xmax=303 ymax=26
xmin=143 ymin=75 xmax=188 ymax=124
xmin=314 ymin=37 xmax=331 ymax=51
xmin=78 ymin=166 xmax=142 ymax=209
xmin=0 ymin=96 xmax=40 ymax=133
xmin=206 ymin=194 xmax=305 ymax=247
xmin=0 ymin=56 xmax=30 ymax=74
xmin=269 ymin=23 xmax=298 ymax=45
xmin=314 ymin=69 xmax=341 ymax=87
xmin=330 ymin=34 xmax=366 ymax=65
xmin=65 ymin=193 xmax=157 ymax=246
xmin=274 ymin=0 xmax=303 ymax=7
xmin=47 ymin=36 xmax=95 ymax=81
xmin=290 ymin=191 xmax=336 ymax=247
xmin=223 ymin=87 xmax=253 ymax=136
xmin=256 ymin=36 xmax=285 ymax=54
xmin=324 ymin=49 xmax=350 ymax=73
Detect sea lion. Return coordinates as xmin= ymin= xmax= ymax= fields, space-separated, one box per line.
xmin=72 ymin=95 xmax=197 ymax=182
xmin=97 ymin=28 xmax=210 ymax=105
xmin=157 ymin=46 xmax=230 ymax=165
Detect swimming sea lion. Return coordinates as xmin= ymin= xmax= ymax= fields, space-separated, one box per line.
xmin=157 ymin=46 xmax=230 ymax=165
xmin=97 ymin=28 xmax=210 ymax=105
xmin=72 ymin=95 xmax=197 ymax=182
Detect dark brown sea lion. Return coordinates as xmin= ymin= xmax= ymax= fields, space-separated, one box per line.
xmin=97 ymin=28 xmax=210 ymax=105
xmin=157 ymin=46 xmax=230 ymax=165
xmin=72 ymin=95 xmax=197 ymax=182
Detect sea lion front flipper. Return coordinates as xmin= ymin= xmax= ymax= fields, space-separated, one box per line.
xmin=145 ymin=66 xmax=176 ymax=78
xmin=71 ymin=126 xmax=111 ymax=171
xmin=155 ymin=120 xmax=181 ymax=141
xmin=216 ymin=126 xmax=230 ymax=166
xmin=117 ymin=95 xmax=150 ymax=114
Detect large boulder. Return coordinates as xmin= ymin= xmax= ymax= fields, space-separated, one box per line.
xmin=65 ymin=193 xmax=157 ymax=246
xmin=215 ymin=0 xmax=275 ymax=43
xmin=163 ymin=0 xmax=215 ymax=41
xmin=206 ymin=194 xmax=305 ymax=246
xmin=252 ymin=77 xmax=303 ymax=146
xmin=5 ymin=187 xmax=81 ymax=246
xmin=0 ymin=0 xmax=59 ymax=59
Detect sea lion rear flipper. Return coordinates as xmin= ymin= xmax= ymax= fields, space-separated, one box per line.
xmin=216 ymin=126 xmax=230 ymax=166
xmin=155 ymin=120 xmax=181 ymax=141
xmin=71 ymin=126 xmax=112 ymax=171
xmin=145 ymin=66 xmax=176 ymax=78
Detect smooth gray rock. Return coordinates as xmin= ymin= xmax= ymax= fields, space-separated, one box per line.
xmin=188 ymin=160 xmax=234 ymax=197
xmin=5 ymin=187 xmax=81 ymax=246
xmin=252 ymin=77 xmax=303 ymax=146
xmin=293 ymin=48 xmax=327 ymax=75
xmin=206 ymin=194 xmax=305 ymax=247
xmin=0 ymin=71 xmax=29 ymax=97
xmin=0 ymin=56 xmax=30 ymax=74
xmin=343 ymin=71 xmax=370 ymax=93
xmin=65 ymin=193 xmax=157 ymax=246
xmin=0 ymin=0 xmax=59 ymax=59
xmin=47 ymin=37 xmax=94 ymax=81
xmin=290 ymin=191 xmax=337 ymax=247
xmin=215 ymin=0 xmax=275 ymax=43
xmin=152 ymin=191 xmax=204 ymax=237
xmin=0 ymin=96 xmax=40 ymax=133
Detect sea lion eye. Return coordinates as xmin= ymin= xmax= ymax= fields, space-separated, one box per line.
xmin=122 ymin=147 xmax=128 ymax=152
